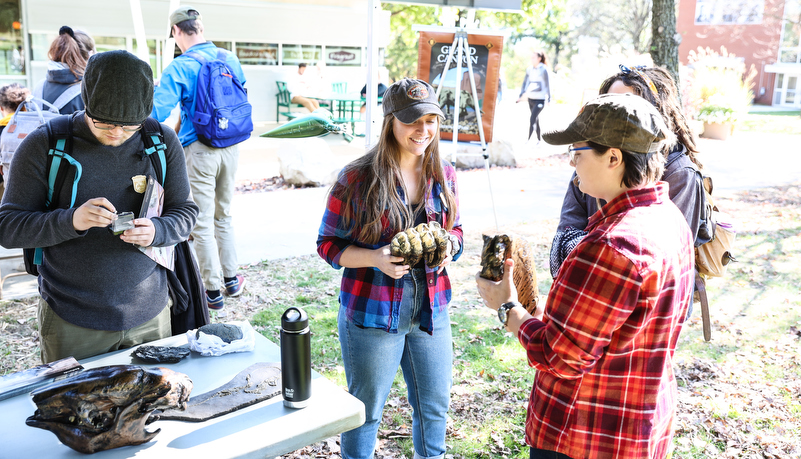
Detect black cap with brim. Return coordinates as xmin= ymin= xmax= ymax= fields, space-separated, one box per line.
xmin=383 ymin=78 xmax=444 ymax=124
xmin=393 ymin=102 xmax=444 ymax=124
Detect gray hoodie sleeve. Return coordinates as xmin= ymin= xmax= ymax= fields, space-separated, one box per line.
xmin=0 ymin=124 xmax=82 ymax=249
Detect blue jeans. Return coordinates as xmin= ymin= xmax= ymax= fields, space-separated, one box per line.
xmin=338 ymin=268 xmax=453 ymax=459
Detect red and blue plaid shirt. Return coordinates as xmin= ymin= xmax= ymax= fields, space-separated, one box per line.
xmin=317 ymin=162 xmax=462 ymax=334
xmin=519 ymin=183 xmax=694 ymax=459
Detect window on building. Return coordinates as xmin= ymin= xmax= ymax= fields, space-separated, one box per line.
xmin=694 ymin=0 xmax=764 ymax=25
xmin=0 ymin=0 xmax=24 ymax=76
xmin=787 ymin=76 xmax=798 ymax=104
xmin=781 ymin=50 xmax=800 ymax=64
xmin=94 ymin=36 xmax=127 ymax=53
xmin=236 ymin=42 xmax=278 ymax=66
xmin=211 ymin=41 xmax=232 ymax=52
xmin=134 ymin=38 xmax=159 ymax=78
xmin=282 ymin=44 xmax=321 ymax=66
xmin=779 ymin=0 xmax=801 ymax=63
xmin=30 ymin=33 xmax=126 ymax=62
xmin=324 ymin=46 xmax=362 ymax=67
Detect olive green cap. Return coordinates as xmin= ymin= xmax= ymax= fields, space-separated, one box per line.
xmin=543 ymin=93 xmax=671 ymax=154
xmin=168 ymin=5 xmax=202 ymax=38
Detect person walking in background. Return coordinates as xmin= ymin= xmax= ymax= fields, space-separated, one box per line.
xmin=317 ymin=78 xmax=463 ymax=459
xmin=517 ymin=51 xmax=551 ymax=144
xmin=34 ymin=26 xmax=95 ymax=114
xmin=0 ymin=83 xmax=31 ymax=199
xmin=550 ymin=65 xmax=705 ymax=285
xmin=477 ymin=93 xmax=694 ymax=459
xmin=287 ymin=63 xmax=322 ymax=113
xmin=152 ymin=5 xmax=248 ymax=311
xmin=0 ymin=51 xmax=198 ymax=363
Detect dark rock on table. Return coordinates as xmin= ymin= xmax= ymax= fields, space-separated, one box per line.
xmin=196 ymin=323 xmax=243 ymax=343
xmin=133 ymin=346 xmax=191 ymax=364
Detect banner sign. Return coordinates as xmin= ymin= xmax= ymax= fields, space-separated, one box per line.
xmin=417 ymin=31 xmax=503 ymax=142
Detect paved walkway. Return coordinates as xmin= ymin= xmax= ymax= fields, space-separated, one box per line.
xmin=1 ymin=101 xmax=799 ymax=300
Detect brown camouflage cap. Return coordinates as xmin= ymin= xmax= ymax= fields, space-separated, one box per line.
xmin=543 ymin=93 xmax=672 ymax=154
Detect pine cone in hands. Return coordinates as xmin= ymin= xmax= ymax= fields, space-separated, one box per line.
xmin=479 ymin=233 xmax=540 ymax=315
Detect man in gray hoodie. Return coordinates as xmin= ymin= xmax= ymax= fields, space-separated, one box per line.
xmin=0 ymin=50 xmax=199 ymax=363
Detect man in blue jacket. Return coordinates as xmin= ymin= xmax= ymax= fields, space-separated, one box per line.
xmin=152 ymin=5 xmax=247 ymax=311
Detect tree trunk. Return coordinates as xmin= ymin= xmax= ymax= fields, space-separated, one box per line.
xmin=553 ymin=33 xmax=563 ymax=69
xmin=651 ymin=0 xmax=680 ymax=86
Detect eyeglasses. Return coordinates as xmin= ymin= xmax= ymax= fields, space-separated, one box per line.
xmin=90 ymin=118 xmax=142 ymax=132
xmin=567 ymin=145 xmax=593 ymax=162
xmin=619 ymin=64 xmax=659 ymax=97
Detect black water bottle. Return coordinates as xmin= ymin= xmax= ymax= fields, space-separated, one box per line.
xmin=280 ymin=306 xmax=311 ymax=408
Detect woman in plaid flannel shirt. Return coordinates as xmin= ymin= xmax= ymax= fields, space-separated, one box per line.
xmin=317 ymin=78 xmax=463 ymax=459
xmin=477 ymin=93 xmax=694 ymax=459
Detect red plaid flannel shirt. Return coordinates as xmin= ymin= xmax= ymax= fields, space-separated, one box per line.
xmin=519 ymin=183 xmax=694 ymax=459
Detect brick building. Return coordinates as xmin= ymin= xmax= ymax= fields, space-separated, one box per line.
xmin=677 ymin=0 xmax=801 ymax=107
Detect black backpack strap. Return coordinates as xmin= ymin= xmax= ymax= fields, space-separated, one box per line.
xmin=141 ymin=117 xmax=166 ymax=186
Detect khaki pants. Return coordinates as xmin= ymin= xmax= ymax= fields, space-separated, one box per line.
xmin=37 ymin=297 xmax=172 ymax=364
xmin=184 ymin=140 xmax=239 ymax=291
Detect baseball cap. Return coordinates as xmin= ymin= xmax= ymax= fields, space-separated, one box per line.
xmin=382 ymin=78 xmax=444 ymax=124
xmin=542 ymin=93 xmax=672 ymax=154
xmin=168 ymin=5 xmax=202 ymax=38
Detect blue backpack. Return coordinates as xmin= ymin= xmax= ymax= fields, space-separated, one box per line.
xmin=183 ymin=48 xmax=253 ymax=148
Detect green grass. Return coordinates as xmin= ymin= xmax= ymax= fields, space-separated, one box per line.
xmin=241 ymin=189 xmax=801 ymax=457
xmin=738 ymin=110 xmax=801 ymax=134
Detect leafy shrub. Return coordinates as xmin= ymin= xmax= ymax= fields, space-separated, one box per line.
xmin=682 ymin=47 xmax=756 ymax=125
xmin=696 ymin=95 xmax=739 ymax=124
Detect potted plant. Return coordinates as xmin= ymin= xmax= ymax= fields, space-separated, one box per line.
xmin=696 ymin=99 xmax=738 ymax=140
xmin=683 ymin=47 xmax=756 ymax=141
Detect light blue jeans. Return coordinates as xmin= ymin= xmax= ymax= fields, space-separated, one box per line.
xmin=184 ymin=140 xmax=239 ymax=290
xmin=338 ymin=268 xmax=453 ymax=459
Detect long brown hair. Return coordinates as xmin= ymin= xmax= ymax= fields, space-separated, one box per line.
xmin=48 ymin=27 xmax=95 ymax=80
xmin=336 ymin=114 xmax=457 ymax=245
xmin=600 ymin=66 xmax=702 ymax=168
